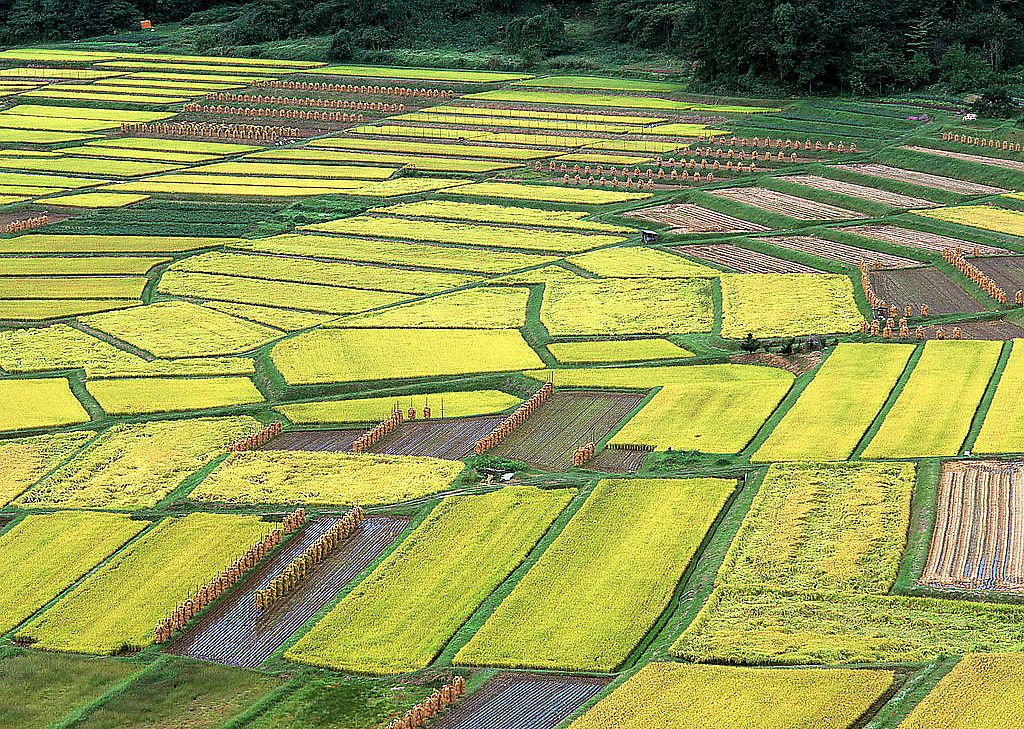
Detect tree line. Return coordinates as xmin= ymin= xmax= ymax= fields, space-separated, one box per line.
xmin=2 ymin=0 xmax=1022 ymax=99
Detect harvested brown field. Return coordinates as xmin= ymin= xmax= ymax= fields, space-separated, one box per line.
xmin=836 ymin=163 xmax=1007 ymax=195
xmin=431 ymin=673 xmax=610 ymax=729
xmin=869 ymin=266 xmax=984 ymax=314
xmin=970 ymin=256 xmax=1024 ymax=296
xmin=260 ymin=429 xmax=364 ymax=452
xmin=902 ymin=145 xmax=1024 ymax=173
xmin=586 ymin=446 xmax=651 ymax=473
xmin=489 ymin=390 xmax=646 ymax=470
xmin=782 ymin=174 xmax=934 ymax=208
xmin=757 ymin=235 xmax=923 ymax=269
xmin=672 ymin=243 xmax=821 ymax=273
xmin=919 ymin=320 xmax=1024 ymax=340
xmin=624 ymin=203 xmax=768 ymax=234
xmin=729 ymin=350 xmax=824 ymax=375
xmin=0 ymin=211 xmax=70 ymax=228
xmin=366 ymin=415 xmax=506 ymax=460
xmin=168 ymin=515 xmax=409 ymax=667
xmin=922 ymin=461 xmax=1024 ymax=592
xmin=846 ymin=224 xmax=1011 ymax=255
xmin=707 ymin=186 xmax=868 ymax=221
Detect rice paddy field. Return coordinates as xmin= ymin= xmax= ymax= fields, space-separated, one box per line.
xmin=3 ymin=46 xmax=1024 ymax=728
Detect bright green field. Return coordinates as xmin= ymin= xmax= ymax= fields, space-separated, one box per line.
xmin=82 ymin=301 xmax=280 ymax=359
xmin=16 ymin=513 xmax=272 ymax=654
xmin=717 ymin=462 xmax=916 ymax=594
xmin=610 ymin=373 xmax=793 ymax=453
xmin=720 ymin=274 xmax=863 ymax=339
xmin=900 ymin=653 xmax=1024 ymax=729
xmin=548 ymin=339 xmax=693 ymax=363
xmin=86 ymin=376 xmax=264 ymax=416
xmin=0 ymin=378 xmax=89 ymax=433
xmin=540 ymin=278 xmax=714 ymax=336
xmin=0 ymin=511 xmax=146 ymax=633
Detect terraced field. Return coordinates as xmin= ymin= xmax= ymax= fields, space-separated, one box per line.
xmin=5 ymin=47 xmax=1024 ymax=729
xmin=366 ymin=415 xmax=507 ymax=459
xmin=756 ymin=234 xmax=923 ymax=269
xmin=868 ymin=266 xmax=984 ymax=314
xmin=673 ymin=243 xmax=821 ymax=273
xmin=625 ymin=203 xmax=769 ymax=233
xmin=433 ymin=673 xmax=609 ymax=729
xmin=708 ymin=186 xmax=868 ymax=221
xmin=836 ymin=163 xmax=1007 ymax=194
xmin=847 ymin=223 xmax=1011 ymax=255
xmin=783 ymin=173 xmax=934 ymax=207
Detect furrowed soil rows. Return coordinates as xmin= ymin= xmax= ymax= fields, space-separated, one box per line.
xmin=707 ymin=187 xmax=868 ymax=220
xmin=260 ymin=429 xmax=364 ymax=452
xmin=921 ymin=461 xmax=1024 ymax=592
xmin=970 ymin=256 xmax=1024 ymax=295
xmin=756 ymin=235 xmax=922 ymax=269
xmin=489 ymin=390 xmax=646 ymax=470
xmin=0 ymin=211 xmax=70 ymax=227
xmin=587 ymin=447 xmax=651 ymax=473
xmin=431 ymin=673 xmax=610 ymax=729
xmin=672 ymin=243 xmax=821 ymax=273
xmin=847 ymin=223 xmax=1011 ymax=255
xmin=869 ymin=266 xmax=984 ymax=314
xmin=902 ymin=145 xmax=1024 ymax=172
xmin=936 ymin=320 xmax=1024 ymax=340
xmin=168 ymin=515 xmax=409 ymax=667
xmin=624 ymin=203 xmax=768 ymax=233
xmin=784 ymin=174 xmax=934 ymax=207
xmin=836 ymin=163 xmax=1008 ymax=195
xmin=366 ymin=415 xmax=506 ymax=460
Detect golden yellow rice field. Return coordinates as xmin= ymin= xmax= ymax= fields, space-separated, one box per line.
xmin=190 ymin=451 xmax=464 ymax=506
xmin=0 ymin=378 xmax=90 ymax=433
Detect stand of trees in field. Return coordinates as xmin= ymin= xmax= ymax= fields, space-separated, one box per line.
xmin=1 ymin=0 xmax=1023 ymax=99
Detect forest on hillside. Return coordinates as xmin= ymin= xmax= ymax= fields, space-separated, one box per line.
xmin=2 ymin=0 xmax=1023 ymax=96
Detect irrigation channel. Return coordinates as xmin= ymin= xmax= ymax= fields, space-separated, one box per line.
xmin=168 ymin=515 xmax=409 ymax=667
xmin=433 ymin=673 xmax=610 ymax=729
